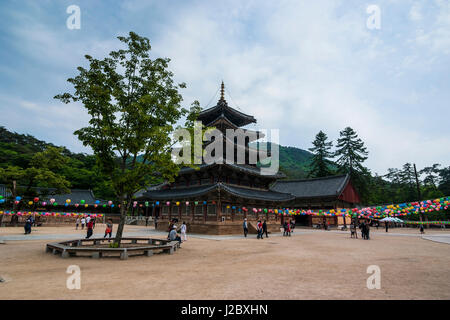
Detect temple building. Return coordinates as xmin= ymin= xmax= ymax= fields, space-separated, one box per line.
xmin=138 ymin=83 xmax=360 ymax=234
xmin=270 ymin=174 xmax=360 ymax=227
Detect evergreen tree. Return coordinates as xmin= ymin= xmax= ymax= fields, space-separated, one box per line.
xmin=334 ymin=127 xmax=369 ymax=202
xmin=308 ymin=130 xmax=334 ymax=177
xmin=334 ymin=127 xmax=368 ymax=174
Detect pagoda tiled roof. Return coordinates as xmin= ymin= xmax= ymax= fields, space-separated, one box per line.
xmin=140 ymin=183 xmax=294 ymax=202
xmin=178 ymin=163 xmax=286 ymax=179
xmin=198 ymin=98 xmax=256 ymax=127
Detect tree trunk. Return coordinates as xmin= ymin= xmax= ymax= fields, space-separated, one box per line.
xmin=114 ymin=196 xmax=127 ymax=247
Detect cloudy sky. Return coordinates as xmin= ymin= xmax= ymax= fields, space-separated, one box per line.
xmin=0 ymin=0 xmax=449 ymax=175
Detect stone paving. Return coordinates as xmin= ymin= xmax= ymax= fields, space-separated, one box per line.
xmin=422 ymin=234 xmax=450 ymax=245
xmin=1 ymin=226 xmax=449 ymax=243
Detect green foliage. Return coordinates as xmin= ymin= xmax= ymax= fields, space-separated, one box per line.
xmin=54 ymin=31 xmax=191 ymax=243
xmin=334 ymin=127 xmax=369 ymax=174
xmin=307 ymin=130 xmax=334 ymax=178
xmin=334 ymin=127 xmax=370 ymax=202
xmin=0 ymin=126 xmax=115 ymax=199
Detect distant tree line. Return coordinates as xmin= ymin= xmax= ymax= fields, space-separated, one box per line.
xmin=307 ymin=127 xmax=450 ymax=207
xmin=0 ymin=126 xmax=115 ymax=200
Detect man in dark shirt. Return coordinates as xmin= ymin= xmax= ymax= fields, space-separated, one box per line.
xmin=262 ymin=220 xmax=268 ymax=238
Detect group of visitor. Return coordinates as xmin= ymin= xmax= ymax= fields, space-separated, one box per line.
xmin=75 ymin=215 xmax=97 ymax=231
xmin=256 ymin=220 xmax=268 ymax=239
xmin=75 ymin=215 xmax=113 ymax=240
xmin=360 ymin=221 xmax=370 ymax=240
xmin=167 ymin=219 xmax=187 ymax=245
xmin=350 ymin=220 xmax=371 ymax=239
xmin=283 ymin=220 xmax=295 ymax=237
xmin=241 ymin=218 xmax=296 ymax=238
xmin=242 ymin=218 xmax=269 ymax=239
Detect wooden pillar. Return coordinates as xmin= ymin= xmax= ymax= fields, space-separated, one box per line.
xmin=190 ymin=203 xmax=195 ymax=223
xmin=203 ymin=202 xmax=207 ymax=223
xmin=217 ymin=200 xmax=222 ymax=222
xmin=168 ymin=204 xmax=172 ymax=221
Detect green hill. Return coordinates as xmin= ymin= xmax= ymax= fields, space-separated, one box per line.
xmin=1 ymin=127 xmax=315 ymax=184
xmin=250 ymin=142 xmax=313 ymax=179
xmin=0 ymin=126 xmax=114 ymax=199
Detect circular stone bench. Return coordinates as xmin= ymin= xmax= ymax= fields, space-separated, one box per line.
xmin=45 ymin=237 xmax=181 ymax=260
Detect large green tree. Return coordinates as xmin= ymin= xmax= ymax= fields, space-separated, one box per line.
xmin=307 ymin=130 xmax=334 ymax=177
xmin=55 ymin=32 xmax=191 ymax=245
xmin=334 ymin=127 xmax=370 ymax=201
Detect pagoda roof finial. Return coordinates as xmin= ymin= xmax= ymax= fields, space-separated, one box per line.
xmin=220 ymin=81 xmax=225 ymax=100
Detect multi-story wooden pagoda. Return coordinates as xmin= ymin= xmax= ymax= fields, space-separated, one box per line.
xmin=139 ymin=82 xmax=294 ymax=234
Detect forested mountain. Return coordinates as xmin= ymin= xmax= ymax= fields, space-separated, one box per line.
xmin=0 ymin=126 xmax=115 ymax=199
xmin=1 ymin=126 xmax=449 ymax=209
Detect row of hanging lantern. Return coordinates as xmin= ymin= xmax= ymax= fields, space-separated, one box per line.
xmin=3 ymin=195 xmax=449 ymax=218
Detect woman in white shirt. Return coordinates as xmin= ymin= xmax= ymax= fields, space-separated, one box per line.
xmin=180 ymin=222 xmax=187 ymax=242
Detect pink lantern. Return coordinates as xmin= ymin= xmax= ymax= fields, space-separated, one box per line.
xmin=42 ymin=201 xmax=47 ymax=206
xmin=108 ymin=200 xmax=113 ymax=206
xmin=50 ymin=198 xmax=55 ymax=204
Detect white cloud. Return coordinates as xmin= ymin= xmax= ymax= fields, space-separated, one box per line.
xmin=409 ymin=3 xmax=422 ymax=21
xmin=0 ymin=0 xmax=449 ymax=174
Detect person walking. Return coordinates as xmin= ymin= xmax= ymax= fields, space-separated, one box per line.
xmin=85 ymin=218 xmax=94 ymax=239
xmin=154 ymin=216 xmax=158 ymax=230
xmin=262 ymin=220 xmax=268 ymax=238
xmin=180 ymin=221 xmax=187 ymax=242
xmin=81 ymin=216 xmax=86 ymax=230
xmin=24 ymin=216 xmax=32 ymax=234
xmin=75 ymin=217 xmax=80 ymax=230
xmin=366 ymin=223 xmax=370 ymax=240
xmin=350 ymin=222 xmax=357 ymax=238
xmin=104 ymin=219 xmax=113 ymax=241
xmin=419 ymin=225 xmax=424 ymax=234
xmin=256 ymin=220 xmax=263 ymax=239
xmin=385 ymin=222 xmax=389 ymax=233
xmin=243 ymin=218 xmax=248 ymax=238
xmin=286 ymin=221 xmax=291 ymax=237
xmin=283 ymin=221 xmax=288 ymax=236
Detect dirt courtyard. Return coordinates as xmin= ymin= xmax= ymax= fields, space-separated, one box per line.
xmin=1 ymin=225 xmax=449 ymax=300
